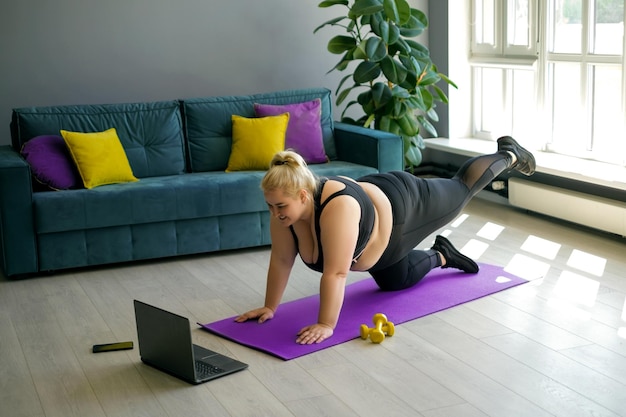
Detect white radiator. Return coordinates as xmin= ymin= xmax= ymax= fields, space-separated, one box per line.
xmin=508 ymin=177 xmax=626 ymax=237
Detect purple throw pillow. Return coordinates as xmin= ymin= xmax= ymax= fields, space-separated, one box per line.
xmin=254 ymin=98 xmax=328 ymax=164
xmin=20 ymin=135 xmax=83 ymax=190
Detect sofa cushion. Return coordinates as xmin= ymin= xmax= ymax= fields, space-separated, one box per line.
xmin=32 ymin=161 xmax=377 ymax=234
xmin=226 ymin=114 xmax=289 ymax=172
xmin=20 ymin=135 xmax=83 ymax=190
xmin=61 ymin=128 xmax=139 ymax=189
xmin=33 ymin=172 xmax=264 ymax=233
xmin=254 ymin=98 xmax=328 ymax=164
xmin=11 ymin=100 xmax=185 ymax=178
xmin=182 ymin=88 xmax=337 ymax=172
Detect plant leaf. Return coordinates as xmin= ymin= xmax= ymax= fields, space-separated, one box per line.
xmin=354 ymin=61 xmax=381 ymax=83
xmin=368 ymin=12 xmax=382 ymax=34
xmin=387 ymin=22 xmax=401 ymax=45
xmin=391 ymin=85 xmax=411 ymax=98
xmin=421 ymin=88 xmax=433 ymax=110
xmin=380 ymin=56 xmax=407 ymax=85
xmin=398 ymin=70 xmax=417 ymax=91
xmin=336 ymin=86 xmax=355 ymax=106
xmin=384 ymin=117 xmax=402 ymax=135
xmin=415 ymin=133 xmax=425 ymax=149
xmin=372 ymin=18 xmax=389 ymax=41
xmin=404 ymin=140 xmax=423 ymax=168
xmin=391 ymin=99 xmax=407 ymax=118
xmin=384 ymin=0 xmax=411 ymax=24
xmin=327 ymin=50 xmax=355 ymax=73
xmin=432 ymin=85 xmax=448 ymax=103
xmin=357 ymin=90 xmax=373 ymax=106
xmin=336 ymin=73 xmax=354 ymax=95
xmin=328 ymin=35 xmax=357 ymax=54
xmin=383 ymin=0 xmax=400 ymax=22
xmin=365 ymin=37 xmax=388 ymax=62
xmin=426 ymin=107 xmax=439 ymax=122
xmin=319 ymin=0 xmax=349 ymax=7
xmin=399 ymin=8 xmax=428 ymax=37
xmin=398 ymin=113 xmax=419 ymax=136
xmin=418 ymin=70 xmax=441 ymax=86
xmin=417 ymin=114 xmax=438 ymax=136
xmin=353 ymin=39 xmax=368 ymax=60
xmin=364 ymin=113 xmax=376 ymax=128
xmin=371 ymin=82 xmax=393 ymax=108
xmin=439 ymin=73 xmax=458 ymax=89
xmin=396 ymin=0 xmax=412 ymax=24
xmin=313 ymin=16 xmax=346 ymax=34
xmin=351 ymin=0 xmax=384 ymax=16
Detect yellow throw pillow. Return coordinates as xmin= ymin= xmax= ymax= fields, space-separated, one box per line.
xmin=226 ymin=113 xmax=289 ymax=172
xmin=60 ymin=128 xmax=138 ymax=189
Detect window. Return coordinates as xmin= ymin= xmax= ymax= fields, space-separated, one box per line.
xmin=471 ymin=0 xmax=625 ymax=166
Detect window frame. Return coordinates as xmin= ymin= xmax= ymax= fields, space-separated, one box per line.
xmin=469 ymin=0 xmax=626 ymax=166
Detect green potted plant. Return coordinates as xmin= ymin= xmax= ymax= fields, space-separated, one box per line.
xmin=315 ymin=0 xmax=456 ymax=170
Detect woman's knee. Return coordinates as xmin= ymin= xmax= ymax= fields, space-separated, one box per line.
xmin=370 ymin=259 xmax=410 ymax=291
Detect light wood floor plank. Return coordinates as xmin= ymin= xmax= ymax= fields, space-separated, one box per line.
xmin=421 ymin=403 xmax=489 ymax=417
xmin=492 ymin=283 xmax=626 ymax=356
xmin=334 ymin=338 xmax=466 ymax=412
xmin=414 ymin=317 xmax=622 ymax=417
xmin=307 ymin=361 xmax=426 ymax=417
xmin=389 ymin=318 xmax=557 ymax=417
xmin=465 ymin=296 xmax=591 ymax=350
xmin=0 ymin=317 xmax=45 ymax=417
xmin=560 ymin=343 xmax=626 ymax=385
xmin=483 ymin=332 xmax=626 ymax=416
xmin=285 ymin=394 xmax=360 ymax=417
xmin=15 ymin=320 xmax=107 ymax=417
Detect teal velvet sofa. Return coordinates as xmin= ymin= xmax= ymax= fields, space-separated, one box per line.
xmin=0 ymin=88 xmax=402 ymax=278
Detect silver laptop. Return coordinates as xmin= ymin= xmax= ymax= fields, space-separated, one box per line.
xmin=133 ymin=300 xmax=248 ymax=384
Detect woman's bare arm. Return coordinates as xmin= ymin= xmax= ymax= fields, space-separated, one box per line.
xmin=296 ymin=194 xmax=360 ymax=343
xmin=236 ymin=216 xmax=297 ymax=323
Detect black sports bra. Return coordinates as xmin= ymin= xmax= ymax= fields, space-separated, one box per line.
xmin=289 ymin=177 xmax=375 ymax=272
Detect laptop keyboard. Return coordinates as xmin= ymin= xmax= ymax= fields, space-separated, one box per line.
xmin=195 ymin=360 xmax=224 ymax=378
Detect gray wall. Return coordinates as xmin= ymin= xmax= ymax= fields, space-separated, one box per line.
xmin=0 ymin=0 xmax=429 ymax=147
xmin=0 ymin=1 xmax=337 ymax=145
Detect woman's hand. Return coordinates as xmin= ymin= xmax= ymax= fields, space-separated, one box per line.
xmin=296 ymin=323 xmax=334 ymax=344
xmin=235 ymin=307 xmax=275 ymax=324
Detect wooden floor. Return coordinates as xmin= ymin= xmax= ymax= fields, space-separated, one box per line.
xmin=2 ymin=195 xmax=626 ymax=417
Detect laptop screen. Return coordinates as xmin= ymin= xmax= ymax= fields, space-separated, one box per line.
xmin=134 ymin=300 xmax=197 ymax=380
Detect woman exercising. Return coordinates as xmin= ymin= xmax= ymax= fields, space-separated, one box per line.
xmin=236 ymin=136 xmax=535 ymax=344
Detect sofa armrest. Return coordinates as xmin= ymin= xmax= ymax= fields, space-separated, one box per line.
xmin=0 ymin=146 xmax=38 ymax=277
xmin=333 ymin=122 xmax=403 ymax=173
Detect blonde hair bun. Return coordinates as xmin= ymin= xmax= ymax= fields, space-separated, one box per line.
xmin=269 ymin=150 xmax=307 ymax=169
xmin=261 ymin=150 xmax=318 ymax=199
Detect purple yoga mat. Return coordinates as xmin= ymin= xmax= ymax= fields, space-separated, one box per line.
xmin=199 ymin=263 xmax=527 ymax=360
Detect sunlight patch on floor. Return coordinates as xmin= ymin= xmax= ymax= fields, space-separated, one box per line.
xmin=521 ymin=235 xmax=561 ymax=260
xmin=553 ymin=270 xmax=600 ymax=307
xmin=504 ymin=253 xmax=551 ymax=281
xmin=450 ymin=214 xmax=469 ymax=228
xmin=546 ymin=271 xmax=601 ymax=321
xmin=567 ymin=249 xmax=607 ymax=276
xmin=476 ymin=222 xmax=505 ymax=240
xmin=462 ymin=238 xmax=489 ymax=260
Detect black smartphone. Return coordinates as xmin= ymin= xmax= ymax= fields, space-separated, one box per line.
xmin=92 ymin=341 xmax=134 ymax=353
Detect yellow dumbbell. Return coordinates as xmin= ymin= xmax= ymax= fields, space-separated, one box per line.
xmin=360 ymin=313 xmax=395 ymax=343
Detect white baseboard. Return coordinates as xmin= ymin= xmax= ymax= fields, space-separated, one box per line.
xmin=508 ymin=177 xmax=626 ymax=237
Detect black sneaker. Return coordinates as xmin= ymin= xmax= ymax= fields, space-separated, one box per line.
xmin=431 ymin=235 xmax=479 ymax=273
xmin=497 ymin=136 xmax=536 ymax=176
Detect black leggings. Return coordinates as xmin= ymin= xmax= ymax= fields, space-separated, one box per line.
xmin=358 ymin=151 xmax=512 ymax=291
